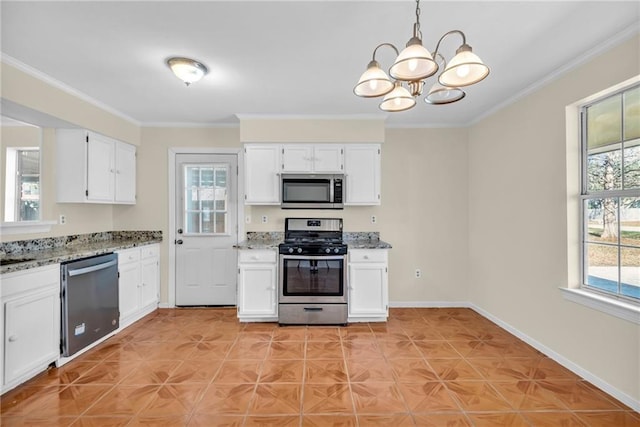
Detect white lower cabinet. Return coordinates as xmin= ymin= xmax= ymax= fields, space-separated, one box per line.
xmin=237 ymin=249 xmax=278 ymax=321
xmin=1 ymin=264 xmax=60 ymax=393
xmin=117 ymin=244 xmax=160 ymax=329
xmin=348 ymin=249 xmax=389 ymax=322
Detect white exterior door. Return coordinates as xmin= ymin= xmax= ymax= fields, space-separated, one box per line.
xmin=175 ymin=154 xmax=238 ymax=306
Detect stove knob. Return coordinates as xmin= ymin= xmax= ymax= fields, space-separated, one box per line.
xmin=288 ymin=248 xmax=294 ymax=254
xmin=325 ymin=248 xmax=331 ymax=254
xmin=296 ymin=247 xmax=303 ymax=254
xmin=334 ymin=248 xmax=340 ymax=254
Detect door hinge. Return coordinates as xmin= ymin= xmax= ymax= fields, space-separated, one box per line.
xmin=377 ymin=194 xmax=380 ymax=200
xmin=118 ymin=271 xmax=120 ymax=278
xmin=385 ymin=267 xmax=388 ymax=273
xmin=244 ymin=194 xmax=247 ymax=200
xmin=378 ymin=148 xmax=381 ymax=155
xmin=86 ymin=135 xmax=89 ymax=143
xmin=237 ymin=165 xmax=239 ymax=175
xmin=86 ymin=190 xmax=89 ymax=197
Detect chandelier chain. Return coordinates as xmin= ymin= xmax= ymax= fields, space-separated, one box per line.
xmin=414 ymin=0 xmax=422 ymax=38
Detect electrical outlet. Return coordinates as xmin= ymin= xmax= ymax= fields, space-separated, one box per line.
xmin=371 ymin=215 xmax=377 ymax=224
xmin=59 ymin=214 xmax=66 ymax=225
xmin=245 ymin=215 xmax=251 ymax=224
xmin=415 ymin=269 xmax=421 ymax=279
xmin=261 ymin=215 xmax=268 ymax=224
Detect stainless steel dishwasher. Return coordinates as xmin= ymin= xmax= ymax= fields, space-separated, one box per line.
xmin=60 ymin=252 xmax=119 ymax=357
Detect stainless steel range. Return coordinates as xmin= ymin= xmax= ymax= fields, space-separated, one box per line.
xmin=278 ymin=218 xmax=348 ymax=325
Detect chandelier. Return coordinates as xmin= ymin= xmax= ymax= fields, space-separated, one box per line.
xmin=354 ymin=0 xmax=489 ymax=112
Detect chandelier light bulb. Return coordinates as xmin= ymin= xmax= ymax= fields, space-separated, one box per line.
xmin=354 ymin=60 xmax=395 ymax=97
xmin=456 ymin=64 xmax=470 ymax=78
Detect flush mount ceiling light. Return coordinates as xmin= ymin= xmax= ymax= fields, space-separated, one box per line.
xmin=354 ymin=0 xmax=489 ymax=112
xmin=166 ymin=57 xmax=208 ymax=86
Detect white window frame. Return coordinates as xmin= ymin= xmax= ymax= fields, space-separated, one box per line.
xmin=562 ymin=76 xmax=640 ymax=324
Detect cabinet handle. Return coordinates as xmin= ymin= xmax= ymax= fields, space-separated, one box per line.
xmin=8 ymin=335 xmax=18 ymax=342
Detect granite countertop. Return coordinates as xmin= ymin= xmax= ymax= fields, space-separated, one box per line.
xmin=1 ymin=231 xmax=162 ymax=274
xmin=235 ymin=231 xmax=392 ymax=250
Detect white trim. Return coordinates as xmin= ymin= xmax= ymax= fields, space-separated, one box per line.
xmin=167 ymin=147 xmax=244 ymax=309
xmin=235 ymin=113 xmax=388 ymax=122
xmin=390 ymin=300 xmax=471 ymax=308
xmin=469 ymin=302 xmax=640 ymax=412
xmin=468 ymin=23 xmax=640 ymax=127
xmin=560 ymin=288 xmax=640 ymax=325
xmin=388 ymin=300 xmax=639 ymax=411
xmin=0 ymin=220 xmax=56 ymax=235
xmin=1 ymin=54 xmax=140 ymax=126
xmin=142 ymin=122 xmax=239 ymax=129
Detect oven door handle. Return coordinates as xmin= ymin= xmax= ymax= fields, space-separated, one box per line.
xmin=303 ymin=307 xmax=324 ymax=312
xmin=280 ymin=255 xmax=345 ymax=261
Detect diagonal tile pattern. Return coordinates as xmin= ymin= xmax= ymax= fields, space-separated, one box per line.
xmin=1 ymin=307 xmax=638 ymax=426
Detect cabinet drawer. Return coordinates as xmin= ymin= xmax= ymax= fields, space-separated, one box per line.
xmin=238 ymin=250 xmax=277 ymax=263
xmin=349 ymin=250 xmax=387 ymax=263
xmin=117 ymin=248 xmax=140 ymax=264
xmin=141 ymin=244 xmax=159 ymax=259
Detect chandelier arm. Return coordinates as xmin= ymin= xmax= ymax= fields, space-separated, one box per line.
xmin=371 ymin=42 xmax=400 ymax=61
xmin=432 ymin=30 xmax=467 ymax=58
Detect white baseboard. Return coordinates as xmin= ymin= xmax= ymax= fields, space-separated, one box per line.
xmin=158 ymin=302 xmax=172 ymax=309
xmin=390 ymin=301 xmax=471 ymax=308
xmin=389 ymin=300 xmax=640 ymax=412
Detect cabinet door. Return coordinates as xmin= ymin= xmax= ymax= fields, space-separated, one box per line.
xmin=282 ymin=145 xmax=313 ymax=172
xmin=238 ymin=264 xmax=277 ymax=317
xmin=244 ymin=145 xmax=281 ymax=204
xmin=119 ymin=260 xmax=141 ymax=321
xmin=115 ymin=142 xmax=136 ymax=203
xmin=4 ymin=288 xmax=59 ymax=385
xmin=348 ymin=263 xmax=388 ymax=318
xmin=87 ymin=133 xmax=115 ymax=202
xmin=313 ymin=145 xmax=344 ymax=172
xmin=344 ymin=144 xmax=381 ymax=205
xmin=141 ymin=256 xmax=159 ymax=309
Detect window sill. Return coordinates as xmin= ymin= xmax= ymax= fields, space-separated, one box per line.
xmin=1 ymin=220 xmax=56 ymax=235
xmin=560 ymin=287 xmax=640 ymax=325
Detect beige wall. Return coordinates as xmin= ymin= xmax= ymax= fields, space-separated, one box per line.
xmin=468 ymin=35 xmax=640 ymax=404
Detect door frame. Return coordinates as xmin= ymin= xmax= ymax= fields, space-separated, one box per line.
xmin=167 ymin=147 xmax=245 ymax=308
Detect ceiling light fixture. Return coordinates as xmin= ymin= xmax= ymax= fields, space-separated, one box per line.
xmin=354 ymin=0 xmax=489 ymax=112
xmin=166 ymin=57 xmax=208 ymax=86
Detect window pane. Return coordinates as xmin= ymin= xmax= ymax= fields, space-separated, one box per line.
xmin=585 ymin=198 xmax=619 ymax=243
xmin=624 ymin=140 xmax=640 ymax=189
xmin=186 ymin=212 xmax=200 ymax=233
xmin=215 ymin=212 xmax=226 ymax=233
xmin=586 ymin=148 xmax=622 ymax=191
xmin=621 ymin=197 xmax=640 ymax=248
xmin=18 ymin=150 xmax=40 ymax=221
xmin=587 ymin=94 xmax=622 ymax=148
xmin=624 ymin=86 xmax=640 ymax=140
xmin=585 ymin=243 xmax=619 ymax=293
xmin=621 ymin=247 xmax=640 ymax=299
xmin=202 ymin=211 xmax=215 ymax=233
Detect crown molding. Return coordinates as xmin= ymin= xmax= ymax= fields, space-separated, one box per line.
xmin=1 ymin=53 xmax=140 ymax=126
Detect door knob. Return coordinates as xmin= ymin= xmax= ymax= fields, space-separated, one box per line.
xmin=177 ymin=229 xmax=183 ymax=234
xmin=175 ymin=239 xmax=184 ymax=245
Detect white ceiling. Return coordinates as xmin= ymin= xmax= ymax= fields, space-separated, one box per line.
xmin=1 ymin=1 xmax=639 ymax=128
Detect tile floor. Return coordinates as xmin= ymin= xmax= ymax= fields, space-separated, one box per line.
xmin=1 ymin=308 xmax=638 ymax=426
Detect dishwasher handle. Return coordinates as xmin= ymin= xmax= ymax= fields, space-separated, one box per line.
xmin=67 ymin=259 xmax=118 ymax=277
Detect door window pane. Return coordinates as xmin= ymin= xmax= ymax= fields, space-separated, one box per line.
xmin=183 ymin=163 xmax=229 ymax=235
xmin=585 ymin=243 xmax=619 ymax=294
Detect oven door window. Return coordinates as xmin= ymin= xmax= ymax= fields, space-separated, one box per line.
xmin=282 ymin=257 xmax=344 ymax=296
xmin=282 ymin=179 xmax=331 ymax=203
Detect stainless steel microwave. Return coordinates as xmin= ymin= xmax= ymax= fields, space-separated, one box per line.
xmin=281 ymin=174 xmax=344 ymax=209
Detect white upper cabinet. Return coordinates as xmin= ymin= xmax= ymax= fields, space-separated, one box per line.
xmin=344 ymin=144 xmax=381 ymax=205
xmin=282 ymin=144 xmax=344 ymax=173
xmin=56 ymin=129 xmax=136 ymax=204
xmin=244 ymin=144 xmax=281 ymax=204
